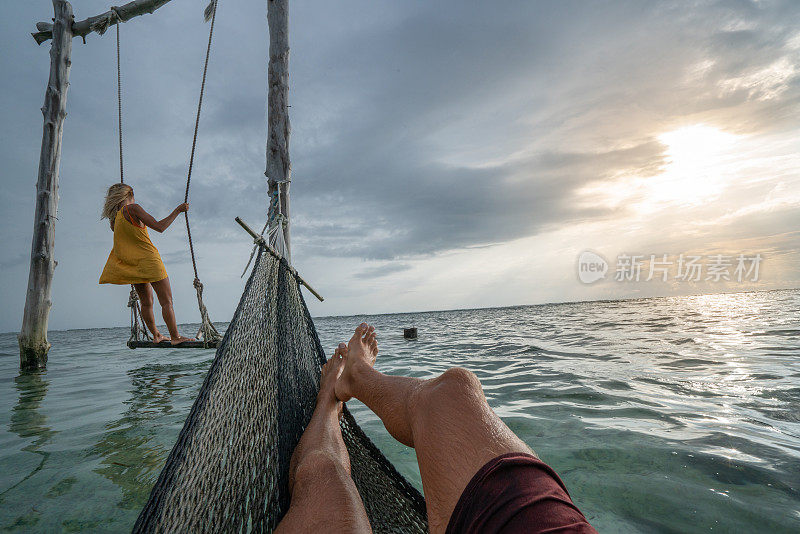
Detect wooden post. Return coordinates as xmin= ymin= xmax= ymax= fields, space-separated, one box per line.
xmin=19 ymin=0 xmax=74 ymax=370
xmin=266 ymin=0 xmax=292 ymax=263
xmin=404 ymin=327 xmax=418 ymax=339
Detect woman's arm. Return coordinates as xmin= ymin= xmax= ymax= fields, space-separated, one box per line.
xmin=129 ymin=203 xmax=189 ymax=233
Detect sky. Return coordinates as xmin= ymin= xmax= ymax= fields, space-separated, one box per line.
xmin=1 ymin=0 xmax=799 ymax=333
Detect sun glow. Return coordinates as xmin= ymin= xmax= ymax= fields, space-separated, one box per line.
xmin=646 ymin=124 xmax=740 ymax=207
xmin=659 ymin=124 xmax=737 ymax=166
xmin=575 ymin=124 xmax=744 ymax=213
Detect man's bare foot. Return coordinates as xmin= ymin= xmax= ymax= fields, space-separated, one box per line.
xmin=318 ymin=344 xmax=346 ymax=412
xmin=288 ymin=347 xmax=346 ymax=493
xmin=335 ymin=323 xmax=378 ymax=402
xmin=152 ymin=332 xmax=168 ymax=344
xmin=169 ymin=335 xmax=194 ymax=345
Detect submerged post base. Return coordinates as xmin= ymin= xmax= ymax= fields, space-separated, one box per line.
xmin=18 ymin=336 xmax=50 ymax=370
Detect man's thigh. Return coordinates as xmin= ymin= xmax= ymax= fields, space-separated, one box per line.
xmin=410 ymin=368 xmax=532 ymax=533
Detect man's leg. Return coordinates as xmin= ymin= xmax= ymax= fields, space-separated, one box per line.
xmin=275 ymin=346 xmax=371 ymax=534
xmin=336 ymin=324 xmax=532 ymax=534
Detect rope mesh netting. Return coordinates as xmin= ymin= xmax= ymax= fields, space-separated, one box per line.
xmin=133 ymin=246 xmax=427 ymax=533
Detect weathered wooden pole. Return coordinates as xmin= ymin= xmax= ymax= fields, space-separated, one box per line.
xmin=19 ymin=0 xmax=74 ymax=370
xmin=266 ymin=0 xmax=292 ymax=262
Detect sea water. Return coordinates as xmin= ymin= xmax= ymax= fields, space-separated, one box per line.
xmin=0 ymin=290 xmax=798 ymax=532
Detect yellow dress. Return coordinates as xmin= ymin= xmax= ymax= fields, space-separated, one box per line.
xmin=99 ymin=205 xmax=168 ymax=285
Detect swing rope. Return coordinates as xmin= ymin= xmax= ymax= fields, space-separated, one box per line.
xmin=184 ymin=0 xmax=217 ymax=282
xmin=115 ymin=11 xmax=124 ymax=185
xmin=113 ymin=10 xmax=150 ymax=345
xmin=183 ymin=0 xmax=221 ymax=345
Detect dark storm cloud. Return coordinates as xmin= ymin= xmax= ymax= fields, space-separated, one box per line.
xmin=291 ymin=141 xmax=662 ymax=260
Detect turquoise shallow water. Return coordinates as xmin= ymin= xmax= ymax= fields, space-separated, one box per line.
xmin=1 ymin=289 xmax=799 ymax=532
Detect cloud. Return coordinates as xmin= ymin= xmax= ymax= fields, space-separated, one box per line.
xmin=292 ymin=141 xmax=664 ymax=260
xmin=357 ymin=263 xmax=411 ymax=279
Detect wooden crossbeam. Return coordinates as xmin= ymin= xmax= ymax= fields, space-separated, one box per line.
xmin=33 ymin=0 xmax=176 ymax=44
xmin=235 ymin=216 xmax=324 ymax=302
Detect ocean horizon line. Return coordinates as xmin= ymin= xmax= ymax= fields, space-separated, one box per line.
xmin=3 ymin=285 xmax=796 ymax=336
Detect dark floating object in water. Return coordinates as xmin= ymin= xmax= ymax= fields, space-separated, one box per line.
xmin=404 ymin=327 xmax=418 ymax=339
xmin=127 ymin=340 xmax=218 ymax=350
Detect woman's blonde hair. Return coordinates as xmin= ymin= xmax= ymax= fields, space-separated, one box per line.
xmin=101 ymin=183 xmax=133 ymax=229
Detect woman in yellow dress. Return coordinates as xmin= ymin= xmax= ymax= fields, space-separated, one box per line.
xmin=100 ymin=183 xmax=194 ymax=345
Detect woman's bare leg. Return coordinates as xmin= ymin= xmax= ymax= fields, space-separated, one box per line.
xmin=336 ymin=324 xmax=532 ymax=534
xmin=132 ymin=283 xmax=167 ymax=343
xmin=149 ymin=277 xmax=192 ymax=344
xmin=275 ymin=346 xmax=371 ymax=534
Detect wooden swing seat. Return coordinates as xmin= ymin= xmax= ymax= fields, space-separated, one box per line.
xmin=128 ymin=339 xmax=218 ymax=349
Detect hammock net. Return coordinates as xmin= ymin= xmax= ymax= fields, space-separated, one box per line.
xmin=133 ymin=246 xmax=428 ymax=533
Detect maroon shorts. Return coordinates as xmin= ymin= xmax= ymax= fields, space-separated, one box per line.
xmin=445 ymin=453 xmax=598 ymax=534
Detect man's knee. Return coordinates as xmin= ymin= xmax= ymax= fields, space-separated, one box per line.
xmin=155 ymin=293 xmax=172 ymax=307
xmin=139 ymin=294 xmax=154 ymax=308
xmin=293 ymin=451 xmax=347 ymax=490
xmin=412 ymin=367 xmax=484 ymax=412
xmin=437 ymin=367 xmax=483 ymax=396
